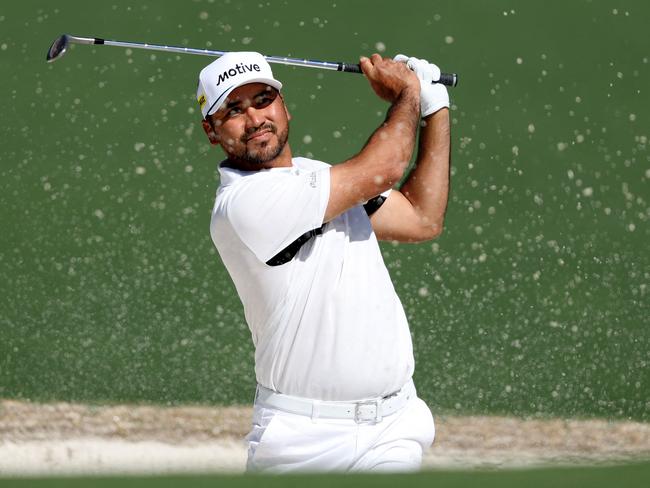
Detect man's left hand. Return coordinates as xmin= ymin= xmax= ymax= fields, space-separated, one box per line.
xmin=394 ymin=54 xmax=449 ymax=118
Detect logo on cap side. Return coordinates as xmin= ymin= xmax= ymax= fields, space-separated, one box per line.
xmin=216 ymin=63 xmax=262 ymax=86
xmin=198 ymin=94 xmax=207 ymax=109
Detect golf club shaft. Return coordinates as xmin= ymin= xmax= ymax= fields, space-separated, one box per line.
xmin=52 ymin=35 xmax=459 ymax=87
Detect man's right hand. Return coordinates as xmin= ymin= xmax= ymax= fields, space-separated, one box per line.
xmin=359 ymin=54 xmax=420 ymax=103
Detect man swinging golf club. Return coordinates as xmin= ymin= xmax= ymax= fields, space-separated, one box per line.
xmin=198 ymin=50 xmax=451 ymax=472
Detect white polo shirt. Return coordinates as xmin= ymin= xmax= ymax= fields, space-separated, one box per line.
xmin=210 ymin=157 xmax=414 ymax=401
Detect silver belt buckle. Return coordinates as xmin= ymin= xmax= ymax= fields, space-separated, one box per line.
xmin=354 ymin=399 xmax=382 ymax=424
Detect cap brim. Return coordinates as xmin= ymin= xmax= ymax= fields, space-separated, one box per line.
xmin=205 ymin=78 xmax=283 ymax=117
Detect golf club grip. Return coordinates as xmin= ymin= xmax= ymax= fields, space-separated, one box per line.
xmin=438 ymin=73 xmax=458 ymax=87
xmin=341 ymin=63 xmax=458 ymax=87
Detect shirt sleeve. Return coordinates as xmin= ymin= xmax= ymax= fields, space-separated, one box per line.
xmin=225 ymin=167 xmax=330 ymax=263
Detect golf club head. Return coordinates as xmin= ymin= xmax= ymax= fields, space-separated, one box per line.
xmin=46 ymin=34 xmax=69 ymax=62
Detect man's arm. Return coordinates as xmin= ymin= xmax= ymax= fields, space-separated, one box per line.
xmin=370 ymin=107 xmax=451 ymax=242
xmin=324 ymin=54 xmax=420 ymax=223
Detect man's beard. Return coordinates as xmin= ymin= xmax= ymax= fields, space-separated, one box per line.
xmin=233 ymin=123 xmax=289 ymax=165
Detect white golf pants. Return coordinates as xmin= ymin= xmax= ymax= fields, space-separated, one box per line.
xmin=245 ymin=387 xmax=435 ymax=473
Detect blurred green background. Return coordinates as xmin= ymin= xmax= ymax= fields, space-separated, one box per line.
xmin=0 ymin=0 xmax=648 ymax=421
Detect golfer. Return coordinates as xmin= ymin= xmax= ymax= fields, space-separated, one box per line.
xmin=197 ymin=51 xmax=450 ymax=472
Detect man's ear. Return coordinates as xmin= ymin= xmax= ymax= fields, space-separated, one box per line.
xmin=202 ymin=118 xmax=220 ymax=145
xmin=280 ymin=93 xmax=291 ymax=121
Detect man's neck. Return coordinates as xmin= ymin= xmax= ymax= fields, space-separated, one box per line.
xmin=224 ymin=144 xmax=293 ymax=172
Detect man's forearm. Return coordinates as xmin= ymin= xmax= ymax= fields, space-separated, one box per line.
xmin=361 ymin=89 xmax=420 ymax=180
xmin=398 ymin=108 xmax=451 ymax=236
xmin=324 ymin=88 xmax=420 ymax=222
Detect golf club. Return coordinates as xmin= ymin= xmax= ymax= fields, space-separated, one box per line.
xmin=46 ymin=34 xmax=459 ymax=87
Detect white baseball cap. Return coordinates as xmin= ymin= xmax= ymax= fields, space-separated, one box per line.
xmin=197 ymin=51 xmax=283 ymax=119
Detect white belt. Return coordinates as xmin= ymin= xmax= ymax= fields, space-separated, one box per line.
xmin=255 ymin=380 xmax=415 ymax=424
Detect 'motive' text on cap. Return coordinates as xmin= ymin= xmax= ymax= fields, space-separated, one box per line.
xmin=197 ymin=52 xmax=283 ymax=119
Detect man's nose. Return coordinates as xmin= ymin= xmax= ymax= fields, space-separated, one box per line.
xmin=244 ymin=105 xmax=265 ymax=128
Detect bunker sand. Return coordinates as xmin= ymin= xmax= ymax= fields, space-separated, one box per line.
xmin=1 ymin=399 xmax=649 ymax=475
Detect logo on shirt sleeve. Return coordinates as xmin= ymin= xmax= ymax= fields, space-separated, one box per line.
xmin=308 ymin=172 xmax=317 ymax=188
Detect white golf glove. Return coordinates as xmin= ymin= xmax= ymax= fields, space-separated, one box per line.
xmin=394 ymin=54 xmax=449 ymax=117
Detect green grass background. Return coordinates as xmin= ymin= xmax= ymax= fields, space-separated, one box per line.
xmin=0 ymin=0 xmax=648 ymax=422
xmin=2 ymin=462 xmax=650 ymax=488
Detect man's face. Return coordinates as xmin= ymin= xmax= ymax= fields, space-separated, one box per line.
xmin=203 ymin=83 xmax=290 ymax=166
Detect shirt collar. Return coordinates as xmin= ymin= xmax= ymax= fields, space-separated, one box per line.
xmin=217 ymin=159 xmax=297 ymax=186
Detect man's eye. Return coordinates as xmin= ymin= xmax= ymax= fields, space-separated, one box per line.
xmin=254 ymin=95 xmax=274 ymax=108
xmin=227 ymin=107 xmax=243 ymax=117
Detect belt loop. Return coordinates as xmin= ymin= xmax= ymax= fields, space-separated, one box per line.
xmin=311 ymin=400 xmax=321 ymax=422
